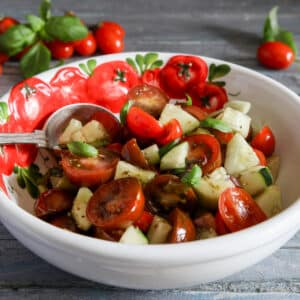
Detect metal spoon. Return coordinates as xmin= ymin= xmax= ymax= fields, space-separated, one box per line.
xmin=0 ymin=103 xmax=119 ymax=149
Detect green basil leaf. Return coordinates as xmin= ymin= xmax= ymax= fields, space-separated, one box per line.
xmin=208 ymin=63 xmax=216 ymax=81
xmin=144 ymin=52 xmax=158 ymax=68
xmin=39 ymin=0 xmax=52 ymax=21
xmin=263 ymin=6 xmax=279 ymax=42
xmin=181 ymin=165 xmax=202 ymax=186
xmin=17 ymin=169 xmax=26 ymax=189
xmin=171 ymin=168 xmax=187 ymax=176
xmin=23 ymin=175 xmax=40 ymax=198
xmin=27 ymin=14 xmax=45 ymax=32
xmin=210 ymin=64 xmax=231 ymax=81
xmin=120 ymin=100 xmax=134 ymax=125
xmin=20 ymin=43 xmax=51 ymax=78
xmin=67 ymin=141 xmax=98 ymax=157
xmin=159 ymin=139 xmax=181 ymax=158
xmin=0 ymin=24 xmax=36 ymax=56
xmin=87 ymin=59 xmax=97 ymax=74
xmin=200 ymin=117 xmax=232 ymax=133
xmin=126 ymin=57 xmax=138 ymax=73
xmin=45 ymin=16 xmax=88 ymax=42
xmin=150 ymin=60 xmax=163 ymax=69
xmin=135 ymin=54 xmax=144 ymax=73
xmin=0 ymin=102 xmax=9 ymax=122
xmin=79 ymin=63 xmax=90 ymax=76
xmin=276 ymin=30 xmax=298 ymax=55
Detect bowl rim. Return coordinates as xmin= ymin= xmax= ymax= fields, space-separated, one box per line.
xmin=1 ymin=51 xmax=300 ymax=265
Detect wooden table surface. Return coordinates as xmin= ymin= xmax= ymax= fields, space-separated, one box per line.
xmin=0 ymin=0 xmax=300 ymax=299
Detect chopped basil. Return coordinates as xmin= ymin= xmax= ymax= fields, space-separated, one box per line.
xmin=67 ymin=141 xmax=98 ymax=157
xmin=181 ymin=165 xmax=202 ymax=186
xmin=200 ymin=117 xmax=232 ymax=133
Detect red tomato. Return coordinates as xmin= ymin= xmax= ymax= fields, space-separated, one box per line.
xmin=106 ymin=143 xmax=123 ymax=154
xmin=211 ymin=129 xmax=234 ymax=145
xmin=0 ymin=64 xmax=2 ymax=75
xmin=126 ymin=106 xmax=164 ymax=139
xmin=50 ymin=215 xmax=78 ymax=232
xmin=94 ymin=21 xmax=125 ymax=54
xmin=0 ymin=16 xmax=18 ymax=34
xmin=185 ymin=134 xmax=222 ymax=175
xmin=141 ymin=68 xmax=161 ymax=88
xmin=157 ymin=119 xmax=182 ymax=145
xmin=87 ymin=61 xmax=139 ymax=112
xmin=15 ymin=45 xmax=32 ymax=60
xmin=74 ymin=32 xmax=97 ymax=56
xmin=251 ymin=126 xmax=275 ymax=157
xmin=215 ymin=211 xmax=229 ymax=235
xmin=182 ymin=105 xmax=208 ymax=121
xmin=47 ymin=40 xmax=74 ymax=59
xmin=15 ymin=144 xmax=38 ymax=167
xmin=86 ymin=177 xmax=145 ymax=229
xmin=194 ymin=212 xmax=216 ymax=230
xmin=0 ymin=53 xmax=8 ymax=64
xmin=159 ymin=55 xmax=208 ymax=99
xmin=187 ymin=82 xmax=228 ymax=113
xmin=257 ymin=41 xmax=294 ymax=69
xmin=61 ymin=148 xmax=119 ymax=187
xmin=218 ymin=187 xmax=267 ymax=232
xmin=34 ymin=189 xmax=74 ymax=219
xmin=0 ymin=174 xmax=8 ymax=196
xmin=0 ymin=145 xmax=17 ymax=175
xmin=134 ymin=210 xmax=154 ymax=232
xmin=168 ymin=208 xmax=196 ymax=243
xmin=94 ymin=227 xmax=124 ymax=242
xmin=253 ymin=148 xmax=267 ymax=166
xmin=50 ymin=67 xmax=89 ymax=107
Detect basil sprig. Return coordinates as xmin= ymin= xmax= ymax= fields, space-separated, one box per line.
xmin=67 ymin=141 xmax=98 ymax=158
xmin=208 ymin=63 xmax=231 ymax=87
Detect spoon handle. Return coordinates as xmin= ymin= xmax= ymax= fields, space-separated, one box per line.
xmin=0 ymin=130 xmax=47 ymax=147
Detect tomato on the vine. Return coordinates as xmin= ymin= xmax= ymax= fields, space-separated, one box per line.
xmin=74 ymin=32 xmax=97 ymax=56
xmin=251 ymin=126 xmax=275 ymax=157
xmin=47 ymin=40 xmax=74 ymax=59
xmin=0 ymin=16 xmax=18 ymax=34
xmin=159 ymin=55 xmax=208 ymax=99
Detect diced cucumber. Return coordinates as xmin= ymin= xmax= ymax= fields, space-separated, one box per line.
xmin=188 ymin=127 xmax=211 ymax=136
xmin=239 ymin=166 xmax=273 ymax=196
xmin=255 ymin=185 xmax=282 ymax=218
xmin=218 ymin=107 xmax=251 ymax=138
xmin=160 ymin=142 xmax=189 ymax=170
xmin=224 ymin=100 xmax=251 ymax=114
xmin=59 ymin=119 xmax=83 ymax=144
xmin=80 ymin=120 xmax=109 ymax=144
xmin=147 ymin=215 xmax=172 ymax=244
xmin=142 ymin=144 xmax=160 ymax=165
xmin=71 ymin=130 xmax=86 ymax=142
xmin=50 ymin=175 xmax=76 ymax=191
xmin=119 ymin=226 xmax=148 ymax=245
xmin=267 ymin=155 xmax=280 ymax=182
xmin=193 ymin=167 xmax=235 ymax=209
xmin=114 ymin=161 xmax=156 ymax=185
xmin=224 ymin=133 xmax=259 ymax=176
xmin=159 ymin=103 xmax=199 ymax=134
xmin=71 ymin=187 xmax=93 ymax=231
xmin=197 ymin=228 xmax=217 ymax=240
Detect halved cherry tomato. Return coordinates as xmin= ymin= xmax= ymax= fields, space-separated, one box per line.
xmin=251 ymin=126 xmax=275 ymax=157
xmin=257 ymin=41 xmax=294 ymax=70
xmin=61 ymin=148 xmax=119 ymax=187
xmin=106 ymin=143 xmax=123 ymax=154
xmin=0 ymin=16 xmax=18 ymax=34
xmin=74 ymin=32 xmax=97 ymax=56
xmin=134 ymin=210 xmax=154 ymax=232
xmin=127 ymin=84 xmax=168 ymax=118
xmin=50 ymin=215 xmax=78 ymax=232
xmin=144 ymin=174 xmax=197 ymax=215
xmin=182 ymin=105 xmax=208 ymax=121
xmin=126 ymin=106 xmax=164 ymax=139
xmin=159 ymin=55 xmax=208 ymax=99
xmin=157 ymin=119 xmax=182 ymax=146
xmin=185 ymin=134 xmax=222 ymax=174
xmin=187 ymin=82 xmax=228 ymax=113
xmin=34 ymin=189 xmax=74 ymax=219
xmin=218 ymin=187 xmax=267 ymax=232
xmin=141 ymin=68 xmax=161 ymax=88
xmin=93 ymin=227 xmax=124 ymax=242
xmin=121 ymin=138 xmax=149 ymax=169
xmin=211 ymin=129 xmax=234 ymax=145
xmin=168 ymin=208 xmax=196 ymax=243
xmin=215 ymin=210 xmax=229 ymax=235
xmin=86 ymin=177 xmax=145 ymax=229
xmin=194 ymin=212 xmax=216 ymax=230
xmin=47 ymin=40 xmax=74 ymax=59
xmin=87 ymin=61 xmax=139 ymax=112
xmin=253 ymin=148 xmax=267 ymax=166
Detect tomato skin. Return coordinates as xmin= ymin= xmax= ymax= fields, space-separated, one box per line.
xmin=257 ymin=41 xmax=294 ymax=69
xmin=126 ymin=106 xmax=164 ymax=139
xmin=61 ymin=148 xmax=119 ymax=187
xmin=157 ymin=119 xmax=182 ymax=146
xmin=50 ymin=215 xmax=78 ymax=232
xmin=0 ymin=16 xmax=18 ymax=34
xmin=187 ymin=82 xmax=228 ymax=113
xmin=185 ymin=134 xmax=222 ymax=175
xmin=94 ymin=21 xmax=125 ymax=54
xmin=0 ymin=145 xmax=17 ymax=175
xmin=215 ymin=211 xmax=229 ymax=235
xmin=253 ymin=148 xmax=267 ymax=166
xmin=87 ymin=61 xmax=139 ymax=113
xmin=168 ymin=208 xmax=196 ymax=243
xmin=218 ymin=187 xmax=267 ymax=232
xmin=251 ymin=126 xmax=275 ymax=157
xmin=159 ymin=55 xmax=208 ymax=99
xmin=106 ymin=143 xmax=123 ymax=154
xmin=86 ymin=177 xmax=145 ymax=229
xmin=0 ymin=53 xmax=9 ymax=64
xmin=141 ymin=68 xmax=161 ymax=88
xmin=0 ymin=64 xmax=2 ymax=75
xmin=211 ymin=129 xmax=234 ymax=145
xmin=182 ymin=105 xmax=208 ymax=121
xmin=134 ymin=211 xmax=154 ymax=232
xmin=74 ymin=32 xmax=97 ymax=56
xmin=47 ymin=40 xmax=74 ymax=59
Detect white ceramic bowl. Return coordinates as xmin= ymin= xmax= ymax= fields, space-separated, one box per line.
xmin=0 ymin=52 xmax=300 ymax=289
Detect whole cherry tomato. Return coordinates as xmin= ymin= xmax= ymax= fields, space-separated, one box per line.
xmin=94 ymin=21 xmax=125 ymax=54
xmin=126 ymin=106 xmax=164 ymax=139
xmin=159 ymin=55 xmax=208 ymax=99
xmin=141 ymin=68 xmax=161 ymax=88
xmin=185 ymin=134 xmax=222 ymax=175
xmin=87 ymin=61 xmax=139 ymax=112
xmin=187 ymin=82 xmax=228 ymax=113
xmin=61 ymin=148 xmax=119 ymax=187
xmin=168 ymin=208 xmax=196 ymax=243
xmin=253 ymin=148 xmax=267 ymax=166
xmin=218 ymin=187 xmax=267 ymax=232
xmin=257 ymin=41 xmax=294 ymax=69
xmin=157 ymin=119 xmax=182 ymax=146
xmin=74 ymin=32 xmax=97 ymax=56
xmin=0 ymin=16 xmax=18 ymax=34
xmin=47 ymin=40 xmax=74 ymax=59
xmin=251 ymin=126 xmax=275 ymax=157
xmin=0 ymin=53 xmax=8 ymax=64
xmin=215 ymin=211 xmax=229 ymax=235
xmin=86 ymin=177 xmax=145 ymax=229
xmin=134 ymin=210 xmax=154 ymax=233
